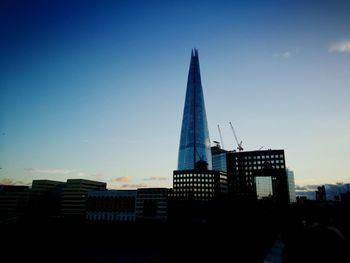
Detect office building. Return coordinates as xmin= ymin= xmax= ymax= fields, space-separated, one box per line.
xmin=29 ymin=180 xmax=65 ymax=217
xmin=86 ymin=190 xmax=136 ymax=222
xmin=211 ymin=144 xmax=228 ymax=172
xmin=178 ymin=49 xmax=212 ymax=170
xmin=136 ymin=188 xmax=169 ymax=222
xmin=226 ymin=149 xmax=290 ymax=205
xmin=0 ymin=185 xmax=29 ymax=219
xmin=173 ymin=169 xmax=228 ymax=201
xmin=61 ymin=179 xmax=106 ymax=218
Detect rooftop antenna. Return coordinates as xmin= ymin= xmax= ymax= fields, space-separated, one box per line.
xmin=217 ymin=125 xmax=225 ymax=150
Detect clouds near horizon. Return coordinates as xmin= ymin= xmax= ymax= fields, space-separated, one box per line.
xmin=329 ymin=40 xmax=350 ymax=53
xmin=120 ymin=183 xmax=147 ymax=189
xmin=0 ymin=178 xmax=30 ymax=185
xmin=24 ymin=168 xmax=75 ymax=174
xmin=112 ymin=176 xmax=132 ymax=182
xmin=144 ymin=176 xmax=168 ymax=181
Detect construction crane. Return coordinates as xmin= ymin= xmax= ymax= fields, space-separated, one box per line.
xmin=217 ymin=125 xmax=225 ymax=150
xmin=229 ymin=122 xmax=243 ymax=151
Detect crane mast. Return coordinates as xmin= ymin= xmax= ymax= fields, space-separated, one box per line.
xmin=217 ymin=124 xmax=225 ymax=150
xmin=229 ymin=122 xmax=243 ymax=151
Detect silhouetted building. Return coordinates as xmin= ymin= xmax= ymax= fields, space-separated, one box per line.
xmin=178 ymin=49 xmax=212 ymax=170
xmin=28 ymin=180 xmax=65 ymax=217
xmin=136 ymin=188 xmax=169 ymax=222
xmin=340 ymin=191 xmax=350 ymax=202
xmin=226 ymin=149 xmax=289 ymax=205
xmin=315 ymin=185 xmax=326 ymax=201
xmin=211 ymin=145 xmax=228 ymax=172
xmin=86 ymin=190 xmax=136 ymax=222
xmin=61 ymin=179 xmax=106 ymax=218
xmin=0 ymin=185 xmax=29 ymax=220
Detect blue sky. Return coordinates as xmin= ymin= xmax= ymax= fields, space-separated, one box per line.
xmin=1 ymin=0 xmax=350 ymax=189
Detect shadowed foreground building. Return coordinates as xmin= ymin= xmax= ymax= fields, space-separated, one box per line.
xmin=86 ymin=190 xmax=136 ymax=222
xmin=61 ymin=179 xmax=106 ymax=218
xmin=136 ymin=188 xmax=169 ymax=222
xmin=227 ymin=149 xmax=290 ymax=205
xmin=28 ymin=180 xmax=65 ymax=217
xmin=86 ymin=188 xmax=169 ymax=222
xmin=0 ymin=185 xmax=29 ymax=220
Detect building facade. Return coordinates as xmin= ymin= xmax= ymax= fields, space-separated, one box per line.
xmin=135 ymin=188 xmax=169 ymax=222
xmin=178 ymin=49 xmax=212 ymax=170
xmin=29 ymin=180 xmax=65 ymax=217
xmin=287 ymin=170 xmax=296 ymax=203
xmin=226 ymin=149 xmax=290 ymax=205
xmin=86 ymin=190 xmax=136 ymax=222
xmin=0 ymin=185 xmax=29 ymax=220
xmin=61 ymin=179 xmax=106 ymax=218
xmin=211 ymin=145 xmax=228 ymax=172
xmin=173 ymin=168 xmax=228 ymax=201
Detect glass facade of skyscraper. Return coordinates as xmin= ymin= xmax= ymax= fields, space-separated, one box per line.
xmin=211 ymin=146 xmax=228 ymax=172
xmin=287 ymin=170 xmax=296 ymax=203
xmin=178 ymin=49 xmax=212 ymax=170
xmin=256 ymin=176 xmax=273 ymax=199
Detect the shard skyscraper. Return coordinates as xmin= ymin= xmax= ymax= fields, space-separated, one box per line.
xmin=177 ymin=49 xmax=212 ymax=170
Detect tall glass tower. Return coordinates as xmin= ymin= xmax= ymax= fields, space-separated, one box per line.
xmin=177 ymin=49 xmax=212 ymax=170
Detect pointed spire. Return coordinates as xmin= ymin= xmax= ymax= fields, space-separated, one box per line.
xmin=177 ymin=49 xmax=212 ymax=170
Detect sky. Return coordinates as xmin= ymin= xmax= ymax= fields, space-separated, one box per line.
xmin=1 ymin=0 xmax=350 ymax=190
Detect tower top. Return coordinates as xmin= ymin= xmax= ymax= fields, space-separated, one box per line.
xmin=177 ymin=50 xmax=212 ymax=170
